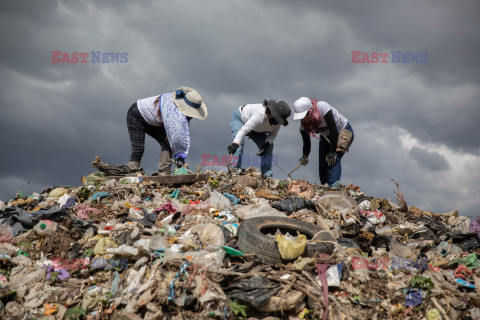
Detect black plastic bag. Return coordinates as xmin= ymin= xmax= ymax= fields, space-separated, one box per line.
xmin=0 ymin=205 xmax=68 ymax=236
xmin=127 ymin=212 xmax=158 ymax=228
xmin=448 ymin=233 xmax=480 ymax=251
xmin=271 ymin=197 xmax=316 ymax=214
xmin=224 ymin=276 xmax=281 ymax=309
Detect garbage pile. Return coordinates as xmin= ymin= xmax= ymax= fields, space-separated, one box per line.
xmin=1 ymin=167 xmax=480 ymax=320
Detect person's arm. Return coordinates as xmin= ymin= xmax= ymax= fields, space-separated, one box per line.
xmin=233 ymin=113 xmax=263 ymax=144
xmin=324 ymin=110 xmax=338 ymax=152
xmin=300 ymin=129 xmax=311 ymax=157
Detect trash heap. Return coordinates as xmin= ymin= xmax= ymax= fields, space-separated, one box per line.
xmin=0 ymin=167 xmax=480 ymax=320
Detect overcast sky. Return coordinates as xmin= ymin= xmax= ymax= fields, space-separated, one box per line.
xmin=1 ymin=0 xmax=479 ymax=216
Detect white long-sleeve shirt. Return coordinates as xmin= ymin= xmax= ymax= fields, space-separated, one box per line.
xmin=233 ymin=104 xmax=281 ymax=144
xmin=137 ymin=95 xmax=163 ymax=126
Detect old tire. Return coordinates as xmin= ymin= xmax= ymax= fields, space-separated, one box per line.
xmin=237 ymin=216 xmax=334 ymax=265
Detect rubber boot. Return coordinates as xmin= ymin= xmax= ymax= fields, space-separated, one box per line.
xmin=158 ymin=150 xmax=172 ymax=175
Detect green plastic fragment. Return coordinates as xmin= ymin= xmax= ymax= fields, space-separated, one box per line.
xmin=173 ymin=167 xmax=189 ymax=175
xmin=220 ymin=246 xmax=244 ymax=256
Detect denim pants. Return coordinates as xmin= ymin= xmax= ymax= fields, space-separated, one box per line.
xmin=230 ymin=108 xmax=274 ymax=177
xmin=318 ymin=123 xmax=354 ymax=186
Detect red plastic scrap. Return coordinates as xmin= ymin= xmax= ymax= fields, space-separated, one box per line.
xmin=454 ymin=265 xmax=473 ymax=279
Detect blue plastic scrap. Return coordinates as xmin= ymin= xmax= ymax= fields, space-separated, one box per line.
xmin=168 ymin=261 xmax=190 ymax=301
xmin=223 ymin=193 xmax=240 ymax=205
xmin=405 ymin=288 xmax=426 ymax=307
xmin=169 ymin=189 xmax=179 ymax=199
xmin=456 ymin=278 xmax=476 ymax=289
xmin=90 ymin=192 xmax=111 ymax=203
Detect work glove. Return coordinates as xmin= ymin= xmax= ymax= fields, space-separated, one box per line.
xmin=256 ymin=142 xmax=271 ymax=156
xmin=326 ymin=151 xmax=337 ymax=167
xmin=227 ymin=143 xmax=239 ymax=155
xmin=176 ymin=158 xmax=185 ymax=168
xmin=299 ymin=155 xmax=309 ymax=166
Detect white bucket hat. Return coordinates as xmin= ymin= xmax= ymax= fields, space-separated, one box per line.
xmin=173 ymin=87 xmax=208 ymax=120
xmin=293 ymin=97 xmax=313 ymax=120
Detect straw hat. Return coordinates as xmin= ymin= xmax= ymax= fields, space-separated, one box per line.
xmin=173 ymin=87 xmax=208 ymax=120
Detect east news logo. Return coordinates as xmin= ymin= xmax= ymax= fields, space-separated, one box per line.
xmin=51 ymin=51 xmax=128 ymax=63
xmin=351 ymin=51 xmax=428 ymax=63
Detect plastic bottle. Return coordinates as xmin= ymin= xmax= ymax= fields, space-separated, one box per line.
xmin=33 ymin=220 xmax=58 ymax=236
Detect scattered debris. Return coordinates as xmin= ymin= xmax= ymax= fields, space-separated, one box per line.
xmin=0 ymin=167 xmax=478 ymax=319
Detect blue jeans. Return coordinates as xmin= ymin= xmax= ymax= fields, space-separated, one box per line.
xmin=319 ymin=123 xmax=354 ymax=186
xmin=230 ymin=109 xmax=274 ymax=177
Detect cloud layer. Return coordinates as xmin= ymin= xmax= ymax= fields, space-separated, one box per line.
xmin=1 ymin=0 xmax=479 ymax=216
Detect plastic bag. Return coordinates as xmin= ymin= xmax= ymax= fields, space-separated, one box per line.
xmin=206 ymin=191 xmax=232 ymax=211
xmin=258 ymin=290 xmax=305 ymax=312
xmin=360 ymin=210 xmax=385 ymax=224
xmin=198 ymin=224 xmax=225 ymax=246
xmin=427 ymin=309 xmax=442 ymax=320
xmin=224 ymin=276 xmax=281 ymax=309
xmin=452 ymin=253 xmax=480 ymax=270
xmin=449 ymin=216 xmax=471 ymax=233
xmin=90 ymin=192 xmax=111 ymax=203
xmin=157 ymin=202 xmax=178 ymax=214
xmin=470 ymin=217 xmax=480 ymax=234
xmin=0 ymin=224 xmax=13 ymax=243
xmin=33 ymin=220 xmax=58 ymax=237
xmin=180 ymin=202 xmax=212 ymax=215
xmin=173 ymin=167 xmax=189 ymax=175
xmin=316 ymin=194 xmax=355 ymax=214
xmin=223 ymin=192 xmax=240 ymax=205
xmin=437 ymin=241 xmax=463 ymax=256
xmin=82 ymin=171 xmax=107 ymax=186
xmin=107 ymin=244 xmax=139 ymax=257
xmin=235 ymin=199 xmax=286 ymax=220
xmin=405 ymin=288 xmax=426 ymax=307
xmin=271 ymin=197 xmax=316 ymax=214
xmin=48 ymin=187 xmax=67 ymax=198
xmin=93 ymin=237 xmax=117 ymax=255
xmin=58 ymin=194 xmax=76 ymax=209
xmin=326 ymin=263 xmax=344 ymax=287
xmin=75 ymin=203 xmax=101 ymax=219
xmin=359 ymin=200 xmax=371 ymax=211
xmin=275 ymin=233 xmax=307 ymax=260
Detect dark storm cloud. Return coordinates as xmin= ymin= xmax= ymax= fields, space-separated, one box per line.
xmin=268 ymin=0 xmax=480 ymax=152
xmin=0 ymin=0 xmax=479 ymax=216
xmin=409 ymin=146 xmax=450 ymax=171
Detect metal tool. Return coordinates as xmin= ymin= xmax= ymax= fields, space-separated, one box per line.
xmin=276 ymin=165 xmax=289 ymax=178
xmin=287 ymin=163 xmax=302 ymax=180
